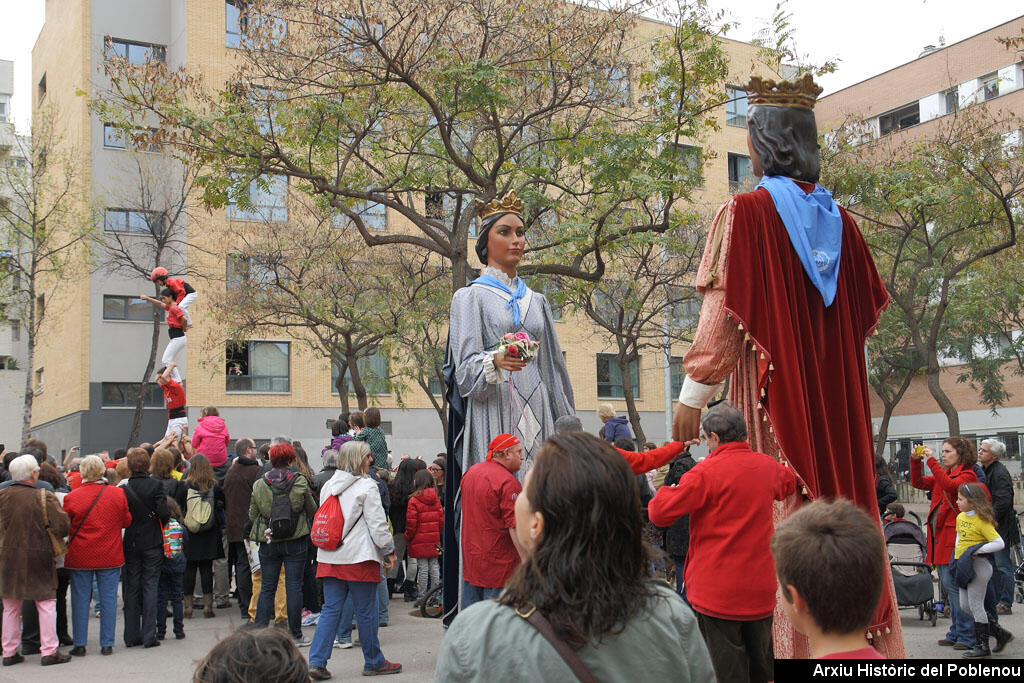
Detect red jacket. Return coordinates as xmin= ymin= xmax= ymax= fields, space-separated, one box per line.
xmin=649 ymin=440 xmax=797 ymax=620
xmin=619 ymin=441 xmax=685 ymax=475
xmin=193 ymin=415 xmax=230 ymax=467
xmin=405 ymin=487 xmax=443 ymax=558
xmin=911 ymin=457 xmax=977 ymax=565
xmin=62 ymin=482 xmax=132 ymax=570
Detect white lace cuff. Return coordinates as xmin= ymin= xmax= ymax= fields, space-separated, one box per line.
xmin=679 ymin=376 xmax=723 ymax=409
xmin=483 ymin=351 xmax=507 ymax=384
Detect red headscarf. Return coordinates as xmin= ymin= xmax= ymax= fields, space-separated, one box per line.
xmin=486 ymin=433 xmax=520 ymax=461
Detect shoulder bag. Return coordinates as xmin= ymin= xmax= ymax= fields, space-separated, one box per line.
xmin=514 ymin=603 xmax=598 ymax=683
xmin=39 ymin=488 xmax=67 ymax=557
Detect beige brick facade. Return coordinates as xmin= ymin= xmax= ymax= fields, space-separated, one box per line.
xmin=30 ymin=2 xmax=779 ymax=447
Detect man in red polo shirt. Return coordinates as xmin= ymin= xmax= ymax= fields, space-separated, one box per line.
xmin=649 ymin=403 xmax=797 ymax=683
xmin=459 ymin=433 xmax=525 ymax=611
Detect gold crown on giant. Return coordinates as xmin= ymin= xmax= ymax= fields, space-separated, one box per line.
xmin=745 ymin=73 xmax=823 ymax=110
xmin=475 ymin=191 xmax=525 ymax=221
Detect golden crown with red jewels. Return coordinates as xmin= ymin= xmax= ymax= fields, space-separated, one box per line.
xmin=474 ymin=191 xmax=525 ymax=221
xmin=745 ymin=73 xmax=823 ymax=110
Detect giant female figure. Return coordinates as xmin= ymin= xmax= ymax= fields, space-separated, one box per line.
xmin=671 ymin=75 xmax=904 ymax=658
xmin=441 ymin=191 xmax=574 ymax=621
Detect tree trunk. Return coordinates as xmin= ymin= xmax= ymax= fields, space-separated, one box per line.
xmin=334 ymin=365 xmax=350 ymax=413
xmin=925 ymin=359 xmax=960 ymax=435
xmin=20 ymin=280 xmax=37 ymax=445
xmin=127 ymin=309 xmax=162 ymax=447
xmin=20 ymin=326 xmax=34 ymax=445
xmin=871 ymin=372 xmax=916 ymax=457
xmin=418 ymin=375 xmax=449 ymax=445
xmin=618 ymin=352 xmax=645 ymax=446
xmin=348 ymin=357 xmax=368 ymax=411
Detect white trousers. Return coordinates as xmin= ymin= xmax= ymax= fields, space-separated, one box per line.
xmin=178 ymin=292 xmax=196 ymax=326
xmin=162 ymin=336 xmax=186 ymax=381
xmin=165 ymin=416 xmax=188 ymax=438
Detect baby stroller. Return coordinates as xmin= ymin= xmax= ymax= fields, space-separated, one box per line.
xmin=884 ymin=513 xmax=937 ymax=626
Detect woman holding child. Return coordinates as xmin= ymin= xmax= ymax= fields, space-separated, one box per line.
xmin=910 ymin=438 xmax=978 ymax=650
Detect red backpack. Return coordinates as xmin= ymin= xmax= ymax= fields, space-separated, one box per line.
xmin=310 ymin=495 xmax=345 ymax=550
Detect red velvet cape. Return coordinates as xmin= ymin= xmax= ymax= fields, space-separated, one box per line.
xmin=724 ymin=186 xmax=893 ymax=623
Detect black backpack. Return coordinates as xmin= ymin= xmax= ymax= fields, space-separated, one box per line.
xmin=267 ymin=477 xmax=299 ymax=539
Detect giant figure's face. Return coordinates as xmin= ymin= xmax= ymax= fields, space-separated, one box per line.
xmin=485 ymin=213 xmax=526 ymax=271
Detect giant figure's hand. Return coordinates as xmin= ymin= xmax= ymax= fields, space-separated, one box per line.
xmin=493 ymin=351 xmax=527 ymax=372
xmin=673 ymin=403 xmax=702 ymax=443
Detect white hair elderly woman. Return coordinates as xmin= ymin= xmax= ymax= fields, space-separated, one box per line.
xmin=62 ymin=454 xmax=132 ymax=657
xmin=0 ymin=454 xmax=72 ymax=666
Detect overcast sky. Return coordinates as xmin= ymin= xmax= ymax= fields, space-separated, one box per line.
xmin=0 ymin=1 xmax=1020 ymax=134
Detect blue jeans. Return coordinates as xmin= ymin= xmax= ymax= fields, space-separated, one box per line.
xmin=310 ymin=578 xmax=384 ymax=672
xmin=938 ymin=563 xmax=974 ymax=645
xmin=156 ymin=565 xmax=185 ymax=638
xmin=335 ymin=574 xmax=389 ymax=643
xmin=992 ymin=545 xmax=1015 ymax=607
xmin=255 ymin=539 xmax=307 ymax=638
xmin=461 ymin=581 xmax=502 ymax=611
xmin=377 ymin=565 xmax=389 ymax=625
xmin=70 ymin=568 xmax=120 ymax=648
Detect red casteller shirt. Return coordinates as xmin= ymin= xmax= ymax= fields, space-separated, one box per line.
xmin=166 ymin=277 xmax=188 ymax=304
xmin=164 ymin=303 xmax=187 ymax=331
xmin=460 ymin=460 xmax=522 ymax=588
xmin=649 ymin=440 xmax=797 ymax=620
xmin=162 ymin=378 xmax=187 ymax=419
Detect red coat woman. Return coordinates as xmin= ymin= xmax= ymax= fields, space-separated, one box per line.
xmin=910 ymin=439 xmax=979 ymax=566
xmin=404 ymin=485 xmax=443 ymax=559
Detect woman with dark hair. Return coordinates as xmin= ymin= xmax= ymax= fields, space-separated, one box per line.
xmin=322 ymin=413 xmax=353 ymax=457
xmin=175 ymin=453 xmax=226 ymax=620
xmin=435 ymin=432 xmax=713 ymax=680
xmin=911 ymin=438 xmax=978 ymax=649
xmin=875 ymin=455 xmax=897 ymax=519
xmin=387 ymin=458 xmax=426 ymax=601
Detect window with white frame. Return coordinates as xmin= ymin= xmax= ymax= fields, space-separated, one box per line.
xmin=596 ymin=353 xmax=639 ymax=399
xmin=981 ymin=72 xmax=999 ymax=101
xmin=105 ymin=38 xmax=166 ymax=64
xmin=226 ymin=341 xmax=290 ymax=392
xmin=879 ymin=103 xmax=920 ymax=136
xmin=226 ymin=254 xmax=277 ymax=290
xmin=725 ymin=86 xmax=748 ymax=127
xmin=226 ymin=174 xmax=288 ymax=222
xmin=331 ymin=352 xmax=389 ymax=395
xmin=727 ymin=153 xmax=756 ymax=193
xmin=104 ymin=208 xmax=163 ymax=234
xmin=103 ymin=295 xmax=154 ymax=321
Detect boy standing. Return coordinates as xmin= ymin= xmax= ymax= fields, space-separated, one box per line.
xmin=771 ymin=499 xmax=886 ymax=659
xmin=141 ymin=289 xmax=189 ymax=381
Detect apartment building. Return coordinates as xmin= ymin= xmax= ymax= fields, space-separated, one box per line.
xmin=817 ymin=15 xmax=1024 ymax=462
xmin=0 ymin=59 xmax=30 ymax=449
xmin=29 ymin=1 xmax=777 ymax=459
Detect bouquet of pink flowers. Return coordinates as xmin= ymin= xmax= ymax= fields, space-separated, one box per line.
xmin=499 ymin=332 xmax=541 ymax=362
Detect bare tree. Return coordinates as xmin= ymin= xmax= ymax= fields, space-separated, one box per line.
xmin=93 ymin=146 xmax=199 ymax=446
xmin=0 ymin=106 xmax=95 ymax=443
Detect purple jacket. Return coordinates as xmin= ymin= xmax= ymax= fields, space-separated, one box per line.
xmin=603 ymin=416 xmax=633 ymax=444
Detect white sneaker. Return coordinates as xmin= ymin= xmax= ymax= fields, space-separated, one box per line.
xmin=301 ymin=611 xmax=320 ymax=627
xmin=334 ymin=639 xmax=353 ymax=649
xmin=294 ymin=636 xmax=313 ymax=648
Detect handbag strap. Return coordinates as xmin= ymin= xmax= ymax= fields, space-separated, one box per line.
xmin=69 ymin=484 xmax=106 ymax=545
xmin=515 ymin=604 xmax=599 ymax=683
xmin=39 ymin=488 xmax=50 ymax=529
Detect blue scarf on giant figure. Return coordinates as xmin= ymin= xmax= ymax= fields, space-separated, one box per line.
xmin=756 ymin=175 xmax=843 ymax=306
xmin=471 ymin=273 xmax=527 ymax=326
